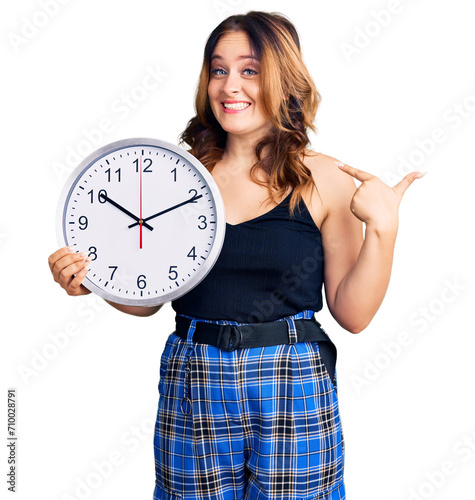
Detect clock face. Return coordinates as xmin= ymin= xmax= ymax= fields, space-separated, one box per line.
xmin=56 ymin=138 xmax=225 ymax=306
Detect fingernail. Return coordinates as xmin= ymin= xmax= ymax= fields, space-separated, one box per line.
xmin=334 ymin=161 xmax=345 ymax=167
xmin=66 ymin=245 xmax=75 ymax=252
xmin=78 ymin=252 xmax=88 ymax=259
xmin=414 ymin=172 xmax=428 ymax=179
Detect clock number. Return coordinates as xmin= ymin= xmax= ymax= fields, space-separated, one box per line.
xmin=187 ymin=247 xmax=197 ymax=260
xmin=105 ymin=168 xmax=121 ymax=182
xmin=78 ymin=216 xmax=88 ymax=230
xmin=168 ymin=266 xmax=178 ymax=281
xmin=88 ymin=246 xmax=98 ymax=261
xmin=198 ymin=215 xmax=207 ymax=230
xmin=109 ymin=266 xmax=118 ymax=280
xmin=137 ymin=275 xmax=147 ymax=289
xmin=88 ymin=189 xmax=107 ymax=204
xmin=143 ymin=158 xmax=152 ymax=172
xmin=171 ymin=168 xmax=177 ymax=182
xmin=133 ymin=158 xmax=153 ymax=173
xmin=98 ymin=190 xmax=107 ymax=203
xmin=188 ymin=189 xmax=198 ymax=199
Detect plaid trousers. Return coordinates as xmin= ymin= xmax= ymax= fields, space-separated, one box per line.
xmin=154 ymin=311 xmax=345 ymax=500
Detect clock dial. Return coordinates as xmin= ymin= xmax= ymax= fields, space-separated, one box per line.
xmin=57 ymin=138 xmax=225 ymax=306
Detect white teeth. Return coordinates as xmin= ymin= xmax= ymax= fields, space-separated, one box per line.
xmin=223 ymin=102 xmax=251 ymax=110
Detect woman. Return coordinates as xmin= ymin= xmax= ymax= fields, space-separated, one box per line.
xmin=49 ymin=11 xmax=423 ymax=500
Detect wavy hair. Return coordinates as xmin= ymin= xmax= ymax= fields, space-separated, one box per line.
xmin=179 ymin=11 xmax=321 ymax=214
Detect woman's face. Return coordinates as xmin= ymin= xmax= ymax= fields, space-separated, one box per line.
xmin=208 ymin=31 xmax=271 ymax=141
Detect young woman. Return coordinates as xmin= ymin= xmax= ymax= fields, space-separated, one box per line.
xmin=49 ymin=11 xmax=423 ymax=500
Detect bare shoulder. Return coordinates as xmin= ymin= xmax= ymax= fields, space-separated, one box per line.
xmin=302 ymin=150 xmax=357 ymax=225
xmin=303 ymin=150 xmax=356 ymax=192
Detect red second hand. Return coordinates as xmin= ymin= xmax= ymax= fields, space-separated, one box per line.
xmin=139 ymin=154 xmax=143 ymax=249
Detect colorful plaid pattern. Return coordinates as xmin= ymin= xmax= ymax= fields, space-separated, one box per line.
xmin=154 ymin=311 xmax=345 ymax=500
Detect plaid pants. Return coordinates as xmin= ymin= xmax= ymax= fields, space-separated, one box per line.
xmin=154 ymin=311 xmax=345 ymax=500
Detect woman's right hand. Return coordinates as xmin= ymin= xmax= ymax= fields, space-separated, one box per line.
xmin=48 ymin=246 xmax=91 ymax=296
xmin=48 ymin=246 xmax=162 ymax=316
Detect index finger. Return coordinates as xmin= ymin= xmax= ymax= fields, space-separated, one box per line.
xmin=335 ymin=161 xmax=373 ymax=182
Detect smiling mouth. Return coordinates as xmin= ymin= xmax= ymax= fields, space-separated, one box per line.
xmin=222 ymin=102 xmax=251 ymax=110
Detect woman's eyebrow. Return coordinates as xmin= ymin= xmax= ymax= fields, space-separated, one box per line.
xmin=211 ymin=54 xmax=258 ymax=61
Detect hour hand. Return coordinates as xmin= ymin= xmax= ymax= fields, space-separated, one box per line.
xmin=99 ymin=193 xmax=154 ymax=231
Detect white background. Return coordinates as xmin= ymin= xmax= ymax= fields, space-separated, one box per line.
xmin=2 ymin=0 xmax=474 ymax=499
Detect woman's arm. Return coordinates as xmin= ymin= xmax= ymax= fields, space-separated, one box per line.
xmin=104 ymin=300 xmax=163 ymax=317
xmin=324 ymin=213 xmax=397 ymax=334
xmin=311 ymin=157 xmax=423 ymax=333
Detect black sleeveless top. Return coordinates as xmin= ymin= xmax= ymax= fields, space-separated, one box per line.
xmin=171 ymin=188 xmax=324 ymax=323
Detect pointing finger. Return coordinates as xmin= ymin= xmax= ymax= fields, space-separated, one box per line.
xmin=334 ymin=161 xmax=373 ymax=182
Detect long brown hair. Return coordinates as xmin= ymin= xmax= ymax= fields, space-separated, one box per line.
xmin=179 ymin=11 xmax=321 ymax=214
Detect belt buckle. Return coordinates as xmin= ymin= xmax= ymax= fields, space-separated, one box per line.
xmin=218 ymin=324 xmax=242 ymax=351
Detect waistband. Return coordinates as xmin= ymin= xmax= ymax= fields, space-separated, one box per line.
xmin=175 ymin=312 xmax=331 ymax=351
xmin=173 ymin=310 xmax=337 ymax=416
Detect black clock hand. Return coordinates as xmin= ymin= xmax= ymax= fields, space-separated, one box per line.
xmin=128 ymin=194 xmax=203 ymax=229
xmin=99 ymin=193 xmax=154 ymax=231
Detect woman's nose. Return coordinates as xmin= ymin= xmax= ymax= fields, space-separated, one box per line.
xmin=221 ymin=71 xmax=241 ymax=95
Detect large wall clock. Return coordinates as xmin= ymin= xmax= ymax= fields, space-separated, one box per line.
xmin=56 ymin=138 xmax=226 ymax=306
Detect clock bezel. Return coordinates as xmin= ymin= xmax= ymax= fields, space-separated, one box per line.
xmin=56 ymin=137 xmax=226 ymax=307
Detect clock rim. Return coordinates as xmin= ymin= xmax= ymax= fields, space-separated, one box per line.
xmin=56 ymin=137 xmax=226 ymax=307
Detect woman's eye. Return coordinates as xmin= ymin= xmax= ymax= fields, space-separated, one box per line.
xmin=210 ymin=67 xmax=258 ymax=77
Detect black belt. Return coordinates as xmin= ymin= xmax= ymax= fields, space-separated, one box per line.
xmin=174 ymin=314 xmax=337 ymax=383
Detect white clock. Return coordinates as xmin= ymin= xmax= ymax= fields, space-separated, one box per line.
xmin=56 ymin=138 xmax=226 ymax=306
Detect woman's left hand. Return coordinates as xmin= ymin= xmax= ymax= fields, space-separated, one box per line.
xmin=335 ymin=161 xmax=424 ymax=232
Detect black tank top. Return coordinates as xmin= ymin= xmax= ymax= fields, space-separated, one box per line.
xmin=171 ymin=188 xmax=324 ymax=323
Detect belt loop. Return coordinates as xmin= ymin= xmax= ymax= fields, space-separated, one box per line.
xmin=186 ymin=319 xmax=198 ymax=346
xmin=181 ymin=318 xmax=197 ymax=416
xmin=302 ymin=309 xmax=315 ymax=320
xmin=285 ymin=317 xmax=298 ymax=345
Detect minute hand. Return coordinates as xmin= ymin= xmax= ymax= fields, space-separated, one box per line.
xmin=128 ymin=194 xmax=203 ymax=229
xmin=99 ymin=193 xmax=154 ymax=231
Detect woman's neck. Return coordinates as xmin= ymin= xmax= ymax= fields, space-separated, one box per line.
xmin=220 ymin=132 xmax=269 ymax=173
xmin=225 ymin=132 xmax=255 ymax=160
